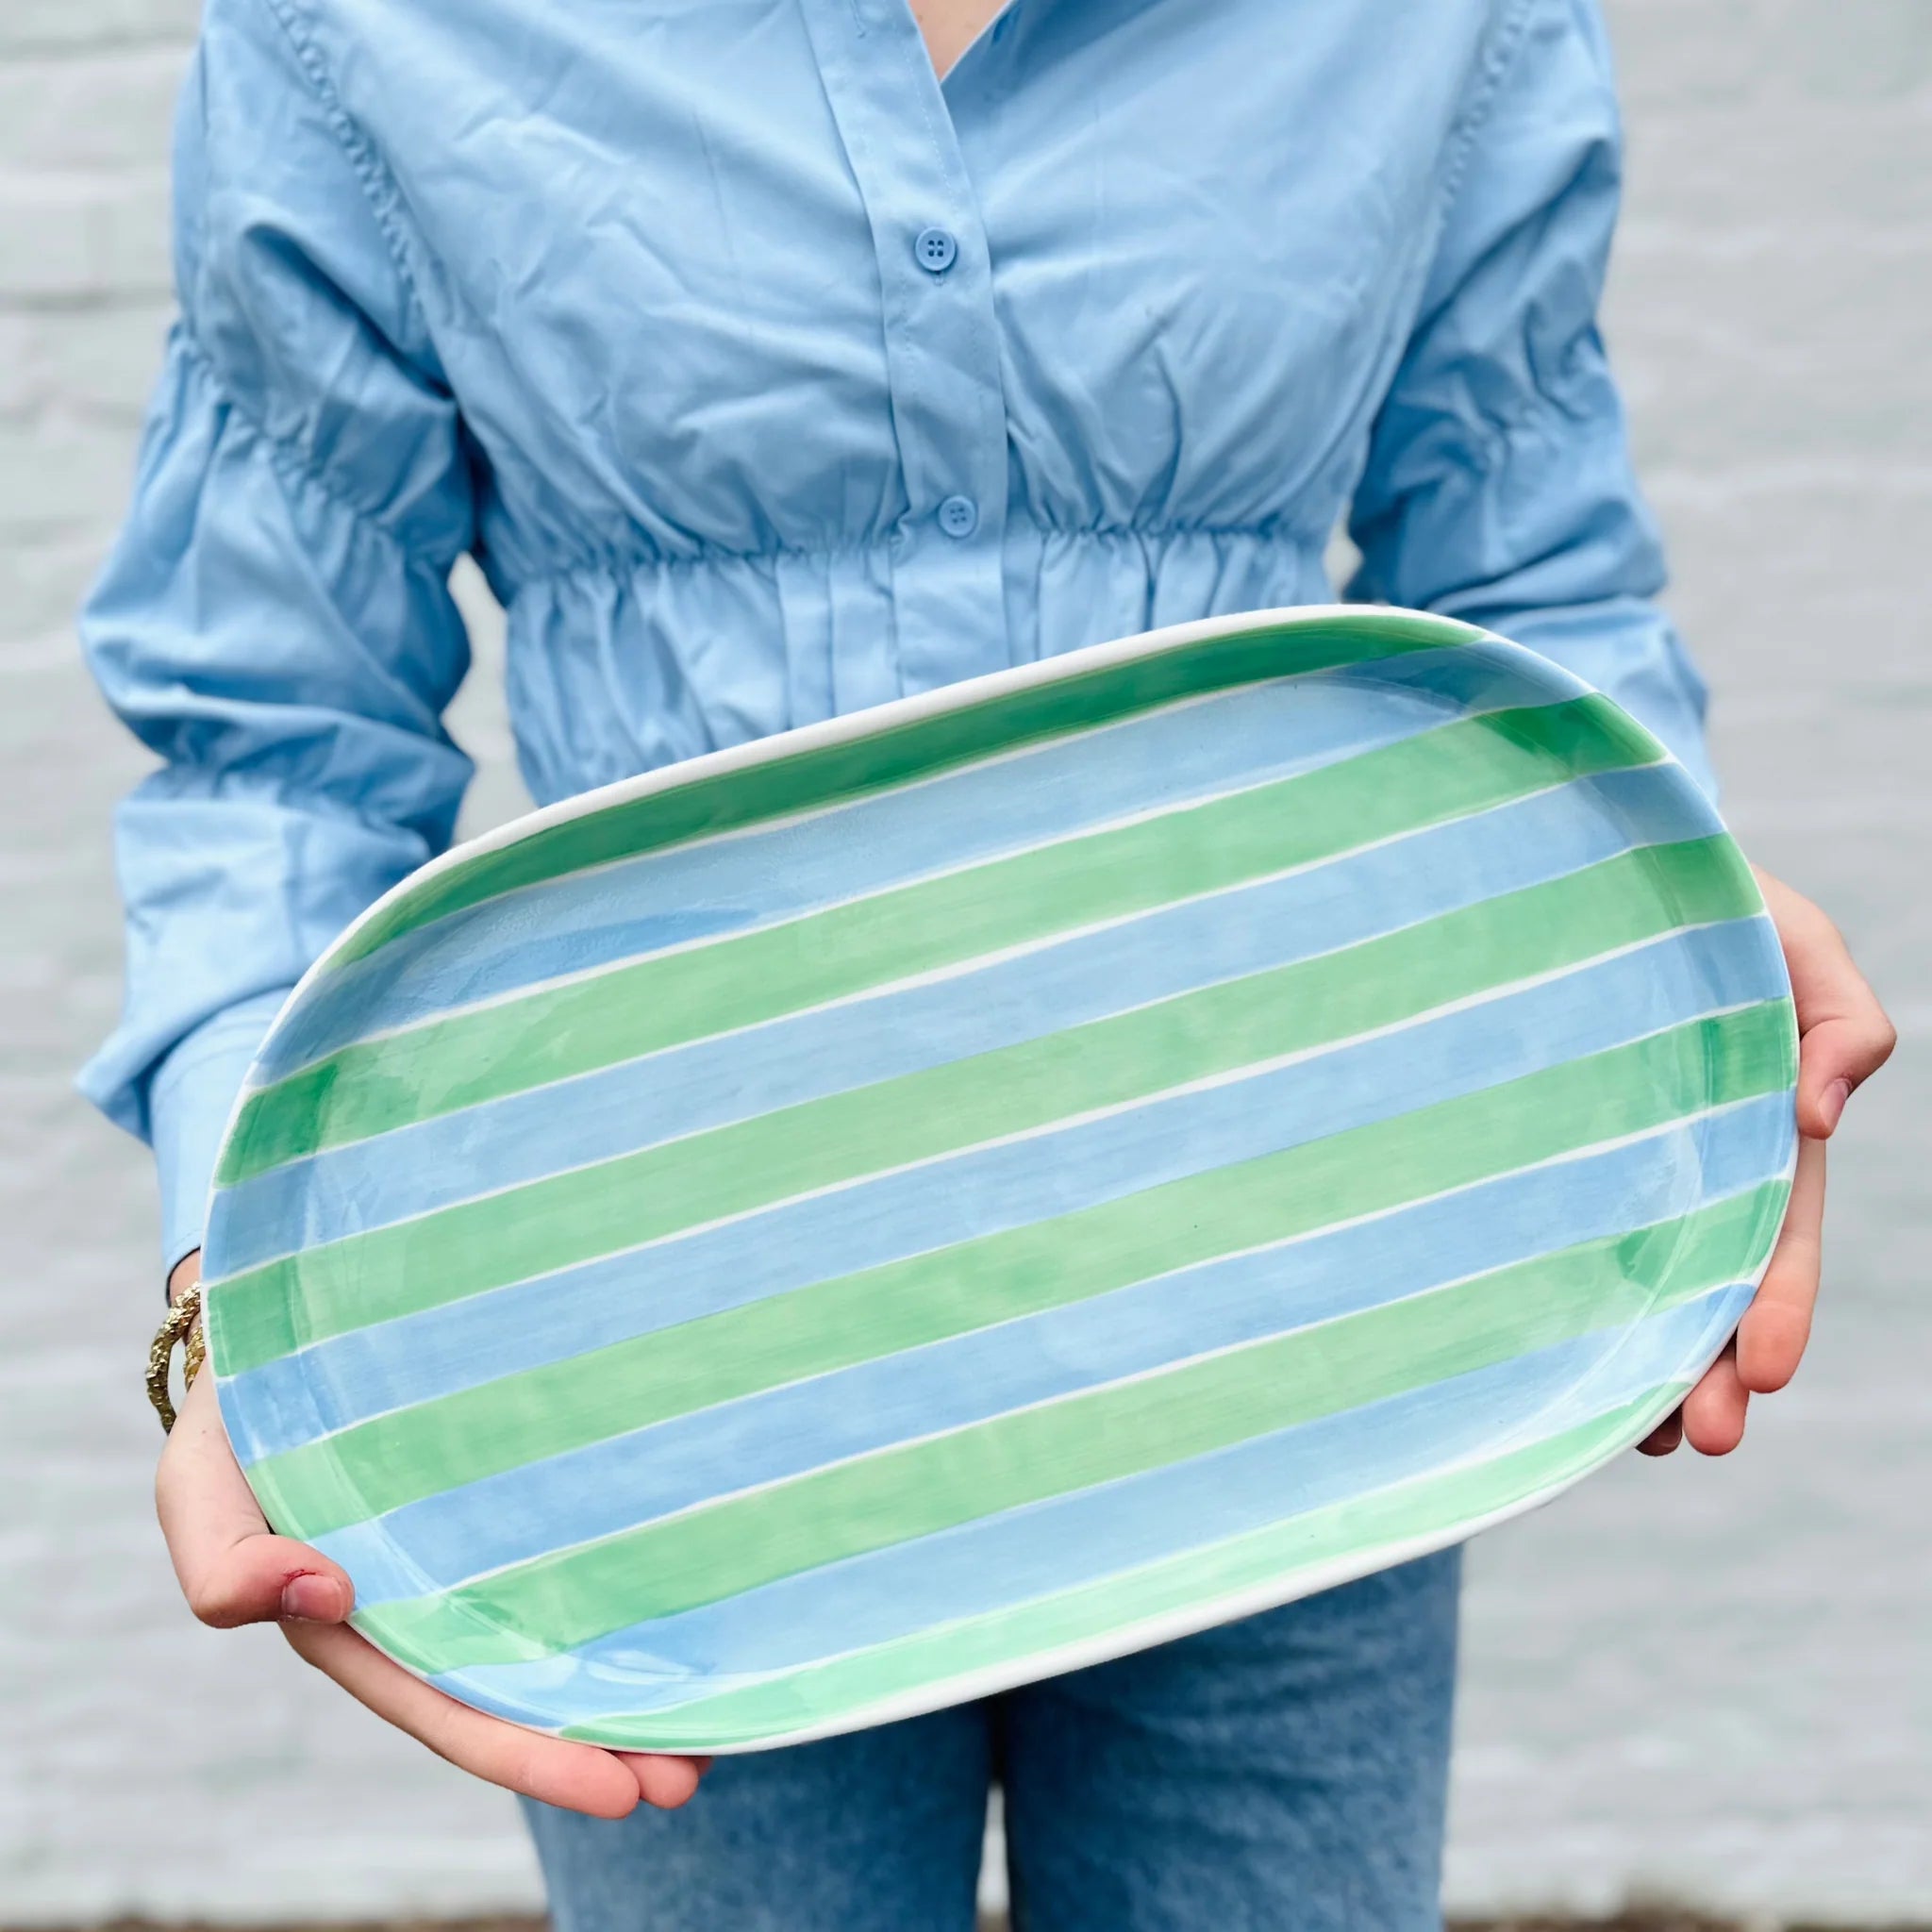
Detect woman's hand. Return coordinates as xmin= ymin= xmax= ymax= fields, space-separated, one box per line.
xmin=157 ymin=1254 xmax=709 ymax=1816
xmin=1639 ymin=868 xmax=1894 ymax=1457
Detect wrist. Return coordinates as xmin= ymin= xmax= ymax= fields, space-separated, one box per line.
xmin=169 ymin=1249 xmax=203 ymax=1309
xmin=150 ymin=1254 xmax=208 ymax=1432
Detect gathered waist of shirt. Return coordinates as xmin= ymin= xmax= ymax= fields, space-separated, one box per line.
xmin=493 ymin=513 xmax=1339 ymax=808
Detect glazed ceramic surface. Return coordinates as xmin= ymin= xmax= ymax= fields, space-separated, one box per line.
xmin=201 ymin=608 xmax=1798 ymax=1752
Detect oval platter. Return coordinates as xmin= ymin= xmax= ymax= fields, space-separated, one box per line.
xmin=201 ymin=606 xmax=1799 ymax=1754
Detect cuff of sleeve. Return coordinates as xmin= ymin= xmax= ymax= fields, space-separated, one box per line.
xmin=149 ymin=989 xmax=296 ymax=1276
xmin=1624 ymin=669 xmax=1719 ymax=806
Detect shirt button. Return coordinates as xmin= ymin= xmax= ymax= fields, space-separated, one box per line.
xmin=938 ymin=493 xmax=978 ymax=539
xmin=914 ymin=225 xmax=958 ymax=275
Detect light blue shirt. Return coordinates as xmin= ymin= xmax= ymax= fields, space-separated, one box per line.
xmin=79 ymin=0 xmax=1712 ymax=1270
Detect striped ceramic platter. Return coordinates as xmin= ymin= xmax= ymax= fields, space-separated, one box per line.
xmin=201 ymin=607 xmax=1799 ymax=1753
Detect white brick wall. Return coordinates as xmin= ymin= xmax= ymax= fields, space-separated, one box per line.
xmin=1448 ymin=4 xmax=1932 ymax=1917
xmin=3 ymin=2 xmax=1925 ymax=1921
xmin=0 ymin=5 xmax=546 ymax=1919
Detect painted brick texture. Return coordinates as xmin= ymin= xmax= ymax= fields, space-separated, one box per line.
xmin=2 ymin=2 xmax=1924 ymax=1920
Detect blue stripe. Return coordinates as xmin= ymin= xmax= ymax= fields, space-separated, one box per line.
xmin=246 ymin=646 xmax=1595 ymax=1083
xmin=212 ymin=761 xmax=1711 ymax=1273
xmin=318 ymin=1099 xmax=1790 ymax=1604
xmin=425 ymin=1285 xmax=1751 ymax=1730
xmin=220 ymin=919 xmax=1790 ymax=1466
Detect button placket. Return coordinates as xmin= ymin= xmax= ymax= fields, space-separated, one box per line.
xmin=796 ymin=0 xmax=1013 ymax=696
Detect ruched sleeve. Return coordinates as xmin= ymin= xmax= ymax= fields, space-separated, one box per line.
xmin=77 ymin=0 xmax=475 ymax=1271
xmin=1346 ymin=0 xmax=1714 ymax=798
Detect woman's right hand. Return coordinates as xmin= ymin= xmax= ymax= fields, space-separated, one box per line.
xmin=157 ymin=1252 xmax=708 ymax=1818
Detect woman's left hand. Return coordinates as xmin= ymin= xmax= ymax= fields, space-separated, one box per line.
xmin=1640 ymin=867 xmax=1894 ymax=1457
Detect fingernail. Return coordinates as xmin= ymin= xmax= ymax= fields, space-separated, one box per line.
xmin=280 ymin=1574 xmax=341 ymax=1622
xmin=1821 ymin=1077 xmax=1852 ymax=1133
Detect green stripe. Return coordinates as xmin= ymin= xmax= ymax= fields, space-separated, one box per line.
xmin=241 ymin=840 xmax=1761 ymax=1527
xmin=350 ymin=1019 xmax=1789 ymax=1674
xmin=558 ymin=1391 xmax=1672 ymax=1750
xmin=334 ymin=613 xmax=1478 ymax=968
xmin=216 ymin=691 xmax=1656 ymax=1187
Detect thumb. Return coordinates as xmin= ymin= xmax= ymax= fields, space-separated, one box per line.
xmin=157 ymin=1368 xmax=355 ymax=1629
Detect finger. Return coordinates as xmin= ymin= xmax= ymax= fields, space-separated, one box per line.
xmin=156 ymin=1370 xmax=354 ymax=1629
xmin=284 ymin=1620 xmax=664 ymax=1819
xmin=1637 ymin=1407 xmax=1683 ymax=1457
xmin=1756 ymin=871 xmax=1896 ymax=1137
xmin=1798 ymin=1012 xmax=1898 ymax=1139
xmin=1737 ymin=1136 xmax=1826 ymax=1395
xmin=1680 ymin=1341 xmax=1749 ymax=1457
xmin=618 ymin=1751 xmax=711 ymax=1809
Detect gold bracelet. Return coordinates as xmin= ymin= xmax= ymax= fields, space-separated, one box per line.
xmin=147 ymin=1281 xmax=207 ymax=1434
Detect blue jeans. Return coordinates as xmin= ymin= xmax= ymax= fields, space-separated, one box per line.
xmin=525 ymin=1549 xmax=1459 ymax=1931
